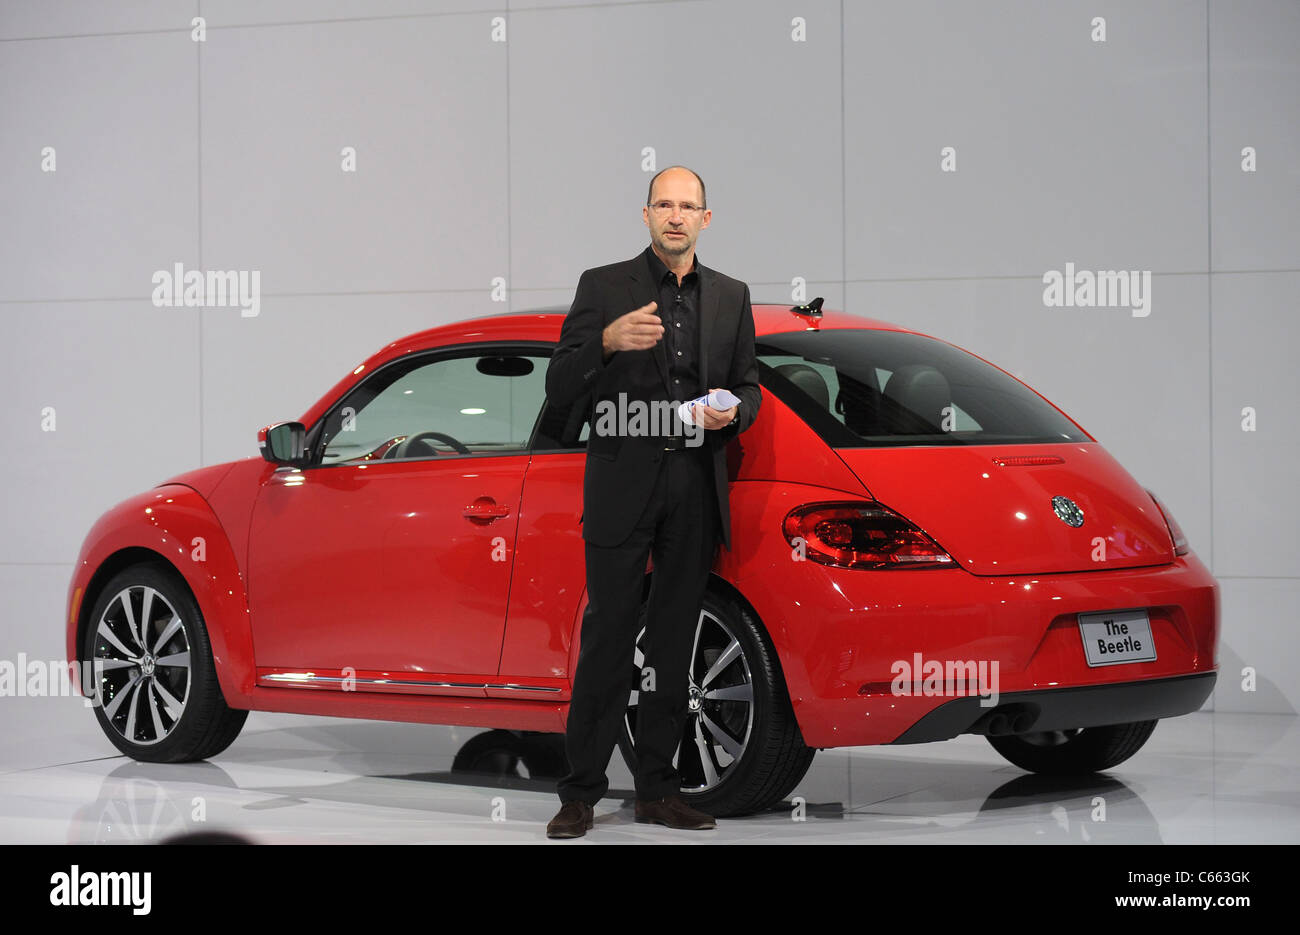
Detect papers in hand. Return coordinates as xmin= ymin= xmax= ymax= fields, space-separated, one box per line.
xmin=678 ymin=389 xmax=741 ymax=426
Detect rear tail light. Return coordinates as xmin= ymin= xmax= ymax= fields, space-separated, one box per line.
xmin=1147 ymin=490 xmax=1190 ymax=556
xmin=782 ymin=501 xmax=954 ymax=570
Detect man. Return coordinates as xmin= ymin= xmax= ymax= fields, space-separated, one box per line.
xmin=543 ymin=166 xmax=761 ymax=838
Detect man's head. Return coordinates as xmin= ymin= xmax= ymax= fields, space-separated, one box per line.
xmin=643 ymin=165 xmax=711 ymax=261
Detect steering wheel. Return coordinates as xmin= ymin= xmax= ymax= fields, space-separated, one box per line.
xmin=390 ymin=431 xmax=472 ymax=458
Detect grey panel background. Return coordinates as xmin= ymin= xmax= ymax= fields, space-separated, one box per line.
xmin=1 ymin=1 xmax=1296 ymax=719
xmin=844 ymin=0 xmax=1211 ymax=280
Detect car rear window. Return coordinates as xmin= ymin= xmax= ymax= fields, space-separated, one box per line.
xmin=756 ymin=329 xmax=1089 ymax=447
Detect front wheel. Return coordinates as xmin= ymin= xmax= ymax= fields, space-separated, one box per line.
xmin=987 ymin=720 xmax=1158 ymax=774
xmin=83 ymin=563 xmax=247 ymax=762
xmin=617 ymin=590 xmax=815 ymax=817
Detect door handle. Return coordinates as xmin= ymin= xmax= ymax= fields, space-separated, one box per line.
xmin=464 ymin=496 xmax=511 ymax=525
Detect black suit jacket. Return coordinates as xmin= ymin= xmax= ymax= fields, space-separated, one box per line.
xmin=545 ymin=250 xmax=761 ymax=550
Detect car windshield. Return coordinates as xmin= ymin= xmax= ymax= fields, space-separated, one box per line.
xmin=756 ymin=329 xmax=1089 ymax=447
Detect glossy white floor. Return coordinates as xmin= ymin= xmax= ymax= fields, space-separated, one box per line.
xmin=1 ymin=697 xmax=1295 ymax=844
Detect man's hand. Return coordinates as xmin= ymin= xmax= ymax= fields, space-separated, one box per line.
xmin=602 ymin=302 xmax=663 ymax=359
xmin=695 ymin=386 xmax=738 ymax=430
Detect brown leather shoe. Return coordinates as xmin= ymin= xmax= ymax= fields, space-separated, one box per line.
xmin=546 ymin=800 xmax=594 ymax=839
xmin=634 ymin=795 xmax=716 ymax=830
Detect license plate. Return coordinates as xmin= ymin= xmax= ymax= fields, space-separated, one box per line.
xmin=1078 ymin=610 xmax=1156 ymax=667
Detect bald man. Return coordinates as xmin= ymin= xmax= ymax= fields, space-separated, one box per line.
xmin=543 ymin=166 xmax=761 ymax=838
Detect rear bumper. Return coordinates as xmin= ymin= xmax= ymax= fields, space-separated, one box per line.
xmin=730 ymin=544 xmax=1219 ymax=748
xmin=891 ymin=671 xmax=1216 ymax=744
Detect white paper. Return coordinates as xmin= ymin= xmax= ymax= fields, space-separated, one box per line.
xmin=677 ymin=389 xmax=741 ymax=426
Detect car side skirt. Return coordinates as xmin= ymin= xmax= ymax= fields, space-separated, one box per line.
xmin=243 ymin=684 xmax=568 ymax=732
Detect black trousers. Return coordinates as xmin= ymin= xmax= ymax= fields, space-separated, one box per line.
xmin=557 ymin=445 xmax=719 ymax=804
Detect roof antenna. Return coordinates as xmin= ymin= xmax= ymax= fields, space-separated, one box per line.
xmin=790 ymin=296 xmax=824 ymax=329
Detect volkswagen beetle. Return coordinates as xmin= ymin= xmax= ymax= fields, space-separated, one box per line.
xmin=66 ymin=301 xmax=1218 ymax=816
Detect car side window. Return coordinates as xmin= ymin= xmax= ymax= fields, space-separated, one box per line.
xmin=758 ymin=330 xmax=1082 ymax=446
xmin=316 ymin=349 xmax=549 ymax=464
xmin=530 ymin=393 xmax=592 ymax=451
xmin=765 ymin=354 xmax=988 ymax=436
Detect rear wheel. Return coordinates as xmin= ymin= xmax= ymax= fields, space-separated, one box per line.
xmin=617 ymin=590 xmax=815 ymax=817
xmin=83 ymin=563 xmax=247 ymax=762
xmin=987 ymin=720 xmax=1158 ymax=774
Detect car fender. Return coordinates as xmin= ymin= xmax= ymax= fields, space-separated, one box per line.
xmin=66 ymin=484 xmax=255 ymax=707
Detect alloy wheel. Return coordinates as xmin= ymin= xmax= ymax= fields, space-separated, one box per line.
xmin=91 ymin=584 xmax=193 ymax=746
xmin=624 ymin=607 xmax=756 ymax=794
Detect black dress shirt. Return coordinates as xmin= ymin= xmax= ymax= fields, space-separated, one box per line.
xmin=643 ymin=245 xmax=701 ymax=402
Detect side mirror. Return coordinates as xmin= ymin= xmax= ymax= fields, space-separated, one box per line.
xmin=258 ymin=422 xmax=308 ymax=466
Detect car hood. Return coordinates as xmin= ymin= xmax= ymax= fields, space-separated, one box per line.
xmin=156 ymin=460 xmax=243 ymax=498
xmin=834 ymin=443 xmax=1175 ymax=575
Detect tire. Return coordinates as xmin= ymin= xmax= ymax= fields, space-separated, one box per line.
xmin=82 ymin=562 xmax=247 ymax=762
xmin=987 ymin=720 xmax=1158 ymax=775
xmin=452 ymin=730 xmax=524 ymax=777
xmin=617 ymin=589 xmax=816 ymax=817
xmin=452 ymin=730 xmax=568 ymax=780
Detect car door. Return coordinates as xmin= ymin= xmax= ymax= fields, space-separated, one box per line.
xmin=495 ymin=390 xmax=592 ymax=693
xmin=247 ymin=345 xmax=549 ymax=691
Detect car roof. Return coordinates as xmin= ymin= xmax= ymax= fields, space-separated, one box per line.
xmin=377 ymin=303 xmax=913 ymax=363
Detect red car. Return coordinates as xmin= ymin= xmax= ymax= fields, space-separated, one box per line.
xmin=66 ymin=301 xmax=1219 ymax=816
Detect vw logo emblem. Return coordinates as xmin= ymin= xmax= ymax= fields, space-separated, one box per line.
xmin=1052 ymin=496 xmax=1084 ymax=527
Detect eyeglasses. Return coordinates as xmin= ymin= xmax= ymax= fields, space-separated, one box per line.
xmin=647 ymin=201 xmax=705 ymax=217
